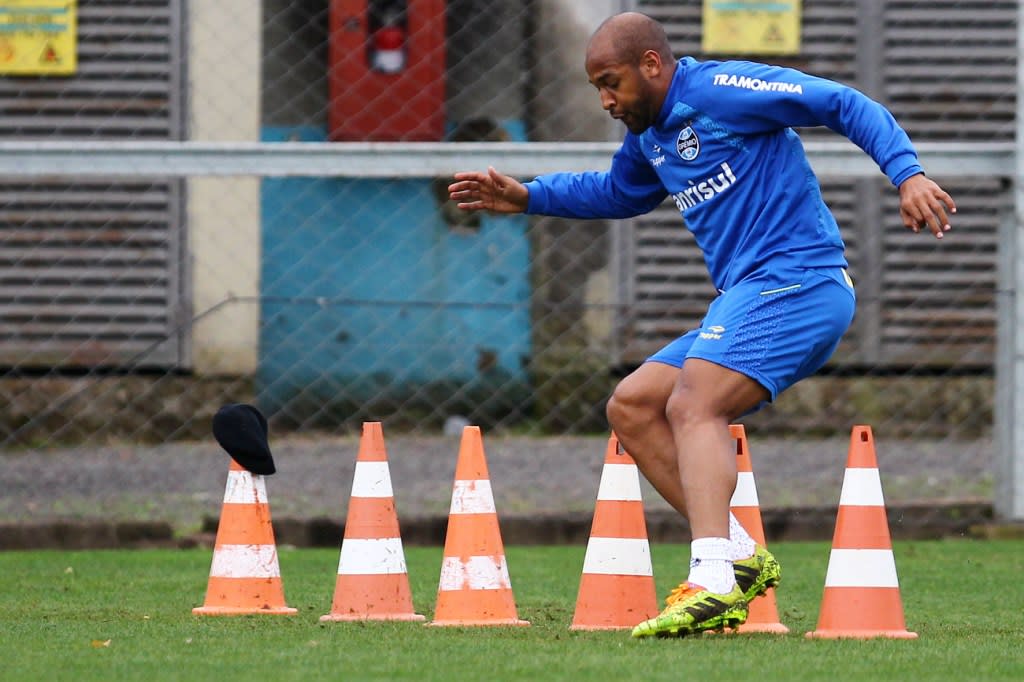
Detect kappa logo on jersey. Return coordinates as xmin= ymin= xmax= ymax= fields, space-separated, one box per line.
xmin=699 ymin=324 xmax=726 ymax=341
xmin=676 ymin=126 xmax=700 ymax=161
xmin=649 ymin=143 xmax=666 ymax=167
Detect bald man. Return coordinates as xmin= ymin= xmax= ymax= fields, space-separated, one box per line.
xmin=448 ymin=12 xmax=954 ymax=638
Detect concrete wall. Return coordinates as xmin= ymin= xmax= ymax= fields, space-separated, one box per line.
xmin=187 ymin=1 xmax=263 ymax=374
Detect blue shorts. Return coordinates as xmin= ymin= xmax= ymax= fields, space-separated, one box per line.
xmin=646 ymin=266 xmax=856 ymax=402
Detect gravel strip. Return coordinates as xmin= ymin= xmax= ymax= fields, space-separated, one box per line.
xmin=1 ymin=433 xmax=994 ymax=530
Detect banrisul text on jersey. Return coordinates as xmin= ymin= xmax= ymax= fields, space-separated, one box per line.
xmin=671 ymin=162 xmax=737 ymax=211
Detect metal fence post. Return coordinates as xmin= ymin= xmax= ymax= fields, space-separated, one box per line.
xmin=995 ymin=2 xmax=1024 ymax=521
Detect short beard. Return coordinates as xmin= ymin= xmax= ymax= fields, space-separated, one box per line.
xmin=626 ymin=89 xmax=655 ymax=133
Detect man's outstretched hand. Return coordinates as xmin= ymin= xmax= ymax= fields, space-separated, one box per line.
xmin=899 ymin=173 xmax=956 ymax=239
xmin=448 ymin=166 xmax=529 ymax=214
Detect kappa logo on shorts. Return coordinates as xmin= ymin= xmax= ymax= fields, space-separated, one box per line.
xmin=676 ymin=126 xmax=700 ymax=161
xmin=699 ymin=324 xmax=726 ymax=340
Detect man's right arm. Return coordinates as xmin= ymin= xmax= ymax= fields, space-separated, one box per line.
xmin=524 ymin=137 xmax=668 ymax=219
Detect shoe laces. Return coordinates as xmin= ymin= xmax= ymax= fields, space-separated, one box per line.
xmin=665 ymin=582 xmax=702 ymax=606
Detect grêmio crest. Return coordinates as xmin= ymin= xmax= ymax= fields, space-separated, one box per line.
xmin=676 ymin=126 xmax=700 ymax=161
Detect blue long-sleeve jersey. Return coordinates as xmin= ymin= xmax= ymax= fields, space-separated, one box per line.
xmin=524 ymin=57 xmax=923 ymax=290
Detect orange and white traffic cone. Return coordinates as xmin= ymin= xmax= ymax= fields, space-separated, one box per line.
xmin=193 ymin=459 xmax=297 ymax=615
xmin=428 ymin=426 xmax=529 ymax=627
xmin=806 ymin=425 xmax=917 ymax=639
xmin=570 ymin=434 xmax=658 ymax=630
xmin=729 ymin=424 xmax=788 ymax=634
xmin=321 ymin=422 xmax=424 ymax=622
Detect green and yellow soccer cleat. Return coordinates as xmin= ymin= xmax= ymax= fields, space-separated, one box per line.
xmin=732 ymin=544 xmax=781 ymax=603
xmin=630 ymin=582 xmax=748 ymax=638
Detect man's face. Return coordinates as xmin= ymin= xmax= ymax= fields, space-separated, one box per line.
xmin=585 ymin=52 xmax=658 ymax=134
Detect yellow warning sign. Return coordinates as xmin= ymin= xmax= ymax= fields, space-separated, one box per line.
xmin=0 ymin=1 xmax=76 ymax=76
xmin=702 ymin=0 xmax=801 ymax=56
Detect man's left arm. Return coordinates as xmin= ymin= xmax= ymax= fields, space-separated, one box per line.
xmin=693 ymin=61 xmax=956 ymax=237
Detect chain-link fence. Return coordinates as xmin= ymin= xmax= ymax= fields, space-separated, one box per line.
xmin=0 ymin=0 xmax=1016 ymax=530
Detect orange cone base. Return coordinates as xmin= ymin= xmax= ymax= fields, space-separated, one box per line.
xmin=570 ymin=624 xmax=634 ymax=632
xmin=732 ymin=591 xmax=789 ymax=634
xmin=192 ymin=577 xmax=297 ymax=616
xmin=571 ymin=574 xmax=658 ymax=631
xmin=733 ymin=622 xmax=791 ymax=634
xmin=707 ymin=620 xmax=790 ymax=636
xmin=320 ymin=612 xmax=425 ymax=622
xmin=428 ymin=618 xmax=530 ymax=627
xmin=193 ymin=605 xmax=298 ymax=616
xmin=807 ymin=629 xmax=917 ymax=639
xmin=807 ymin=587 xmax=916 ymax=639
xmin=320 ymin=574 xmax=423 ymax=622
xmin=428 ymin=590 xmax=531 ymax=627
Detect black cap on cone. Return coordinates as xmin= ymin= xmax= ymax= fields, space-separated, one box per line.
xmin=212 ymin=403 xmax=276 ymax=475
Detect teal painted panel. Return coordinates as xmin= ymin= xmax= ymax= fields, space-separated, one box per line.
xmin=258 ymin=126 xmax=531 ymax=418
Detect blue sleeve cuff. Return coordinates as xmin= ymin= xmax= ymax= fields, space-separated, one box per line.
xmin=886 ymin=153 xmax=924 ymax=187
xmin=523 ymin=179 xmax=544 ymax=214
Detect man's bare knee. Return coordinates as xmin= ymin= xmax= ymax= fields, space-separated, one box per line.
xmin=607 ymin=379 xmax=662 ymax=433
xmin=665 ymin=388 xmax=722 ymax=431
xmin=606 ymin=362 xmax=679 ymax=435
xmin=607 ymin=387 xmax=648 ymax=432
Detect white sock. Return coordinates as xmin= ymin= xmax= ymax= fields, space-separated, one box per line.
xmin=728 ymin=513 xmax=757 ymax=560
xmin=687 ymin=537 xmax=736 ymax=594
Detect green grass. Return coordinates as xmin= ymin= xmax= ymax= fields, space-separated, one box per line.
xmin=1 ymin=540 xmax=1022 ymax=681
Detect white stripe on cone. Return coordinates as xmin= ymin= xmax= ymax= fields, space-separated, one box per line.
xmin=223 ymin=471 xmax=268 ymax=504
xmin=209 ymin=544 xmax=281 ymax=578
xmin=595 ymin=463 xmax=643 ymax=501
xmin=449 ymin=480 xmax=496 ymax=514
xmin=350 ymin=461 xmax=395 ymax=498
xmin=581 ymin=537 xmax=653 ymax=576
xmin=337 ymin=537 xmax=409 ymax=575
xmin=438 ymin=555 xmax=511 ymax=591
xmin=838 ymin=468 xmax=886 ymax=506
xmin=823 ymin=549 xmax=900 ymax=588
xmin=729 ymin=471 xmax=759 ymax=507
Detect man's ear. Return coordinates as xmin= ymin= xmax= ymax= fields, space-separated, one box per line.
xmin=640 ymin=49 xmax=662 ymax=78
